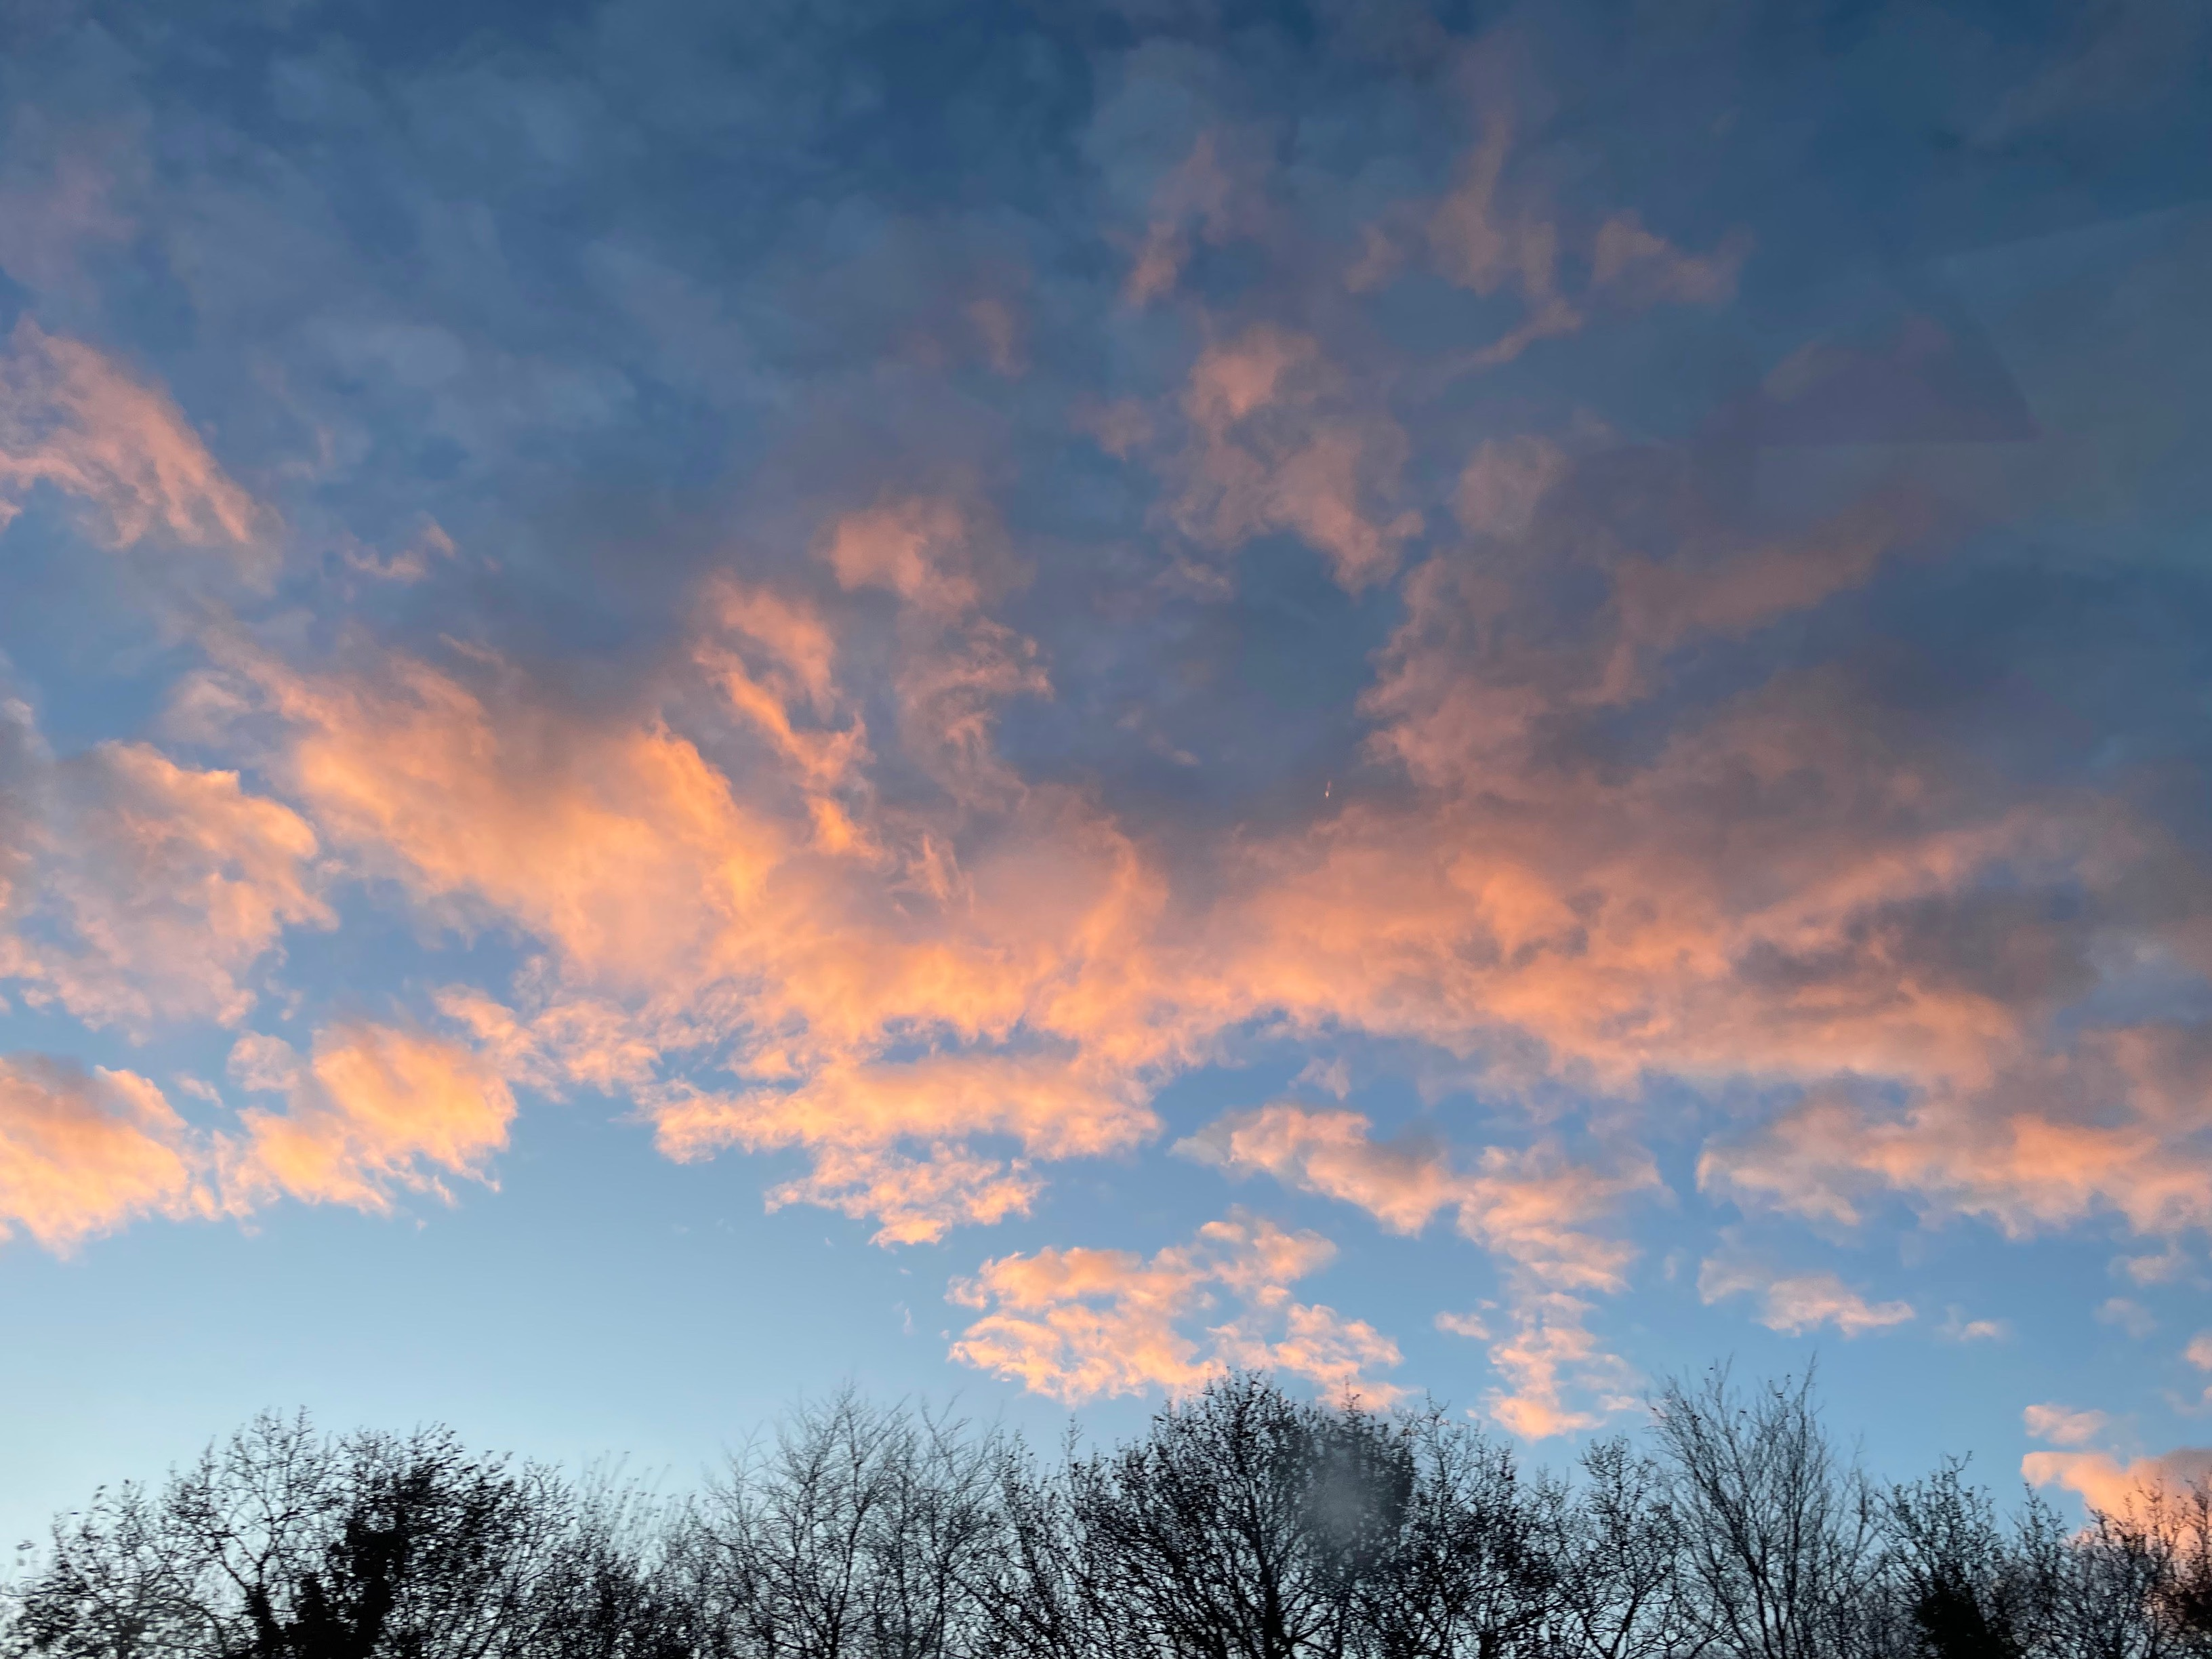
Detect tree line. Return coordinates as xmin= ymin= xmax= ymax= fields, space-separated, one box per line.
xmin=7 ymin=1368 xmax=2212 ymax=1659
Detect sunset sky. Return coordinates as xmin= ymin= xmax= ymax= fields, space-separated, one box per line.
xmin=5 ymin=0 xmax=2212 ymax=1544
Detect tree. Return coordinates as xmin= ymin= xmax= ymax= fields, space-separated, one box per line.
xmin=1652 ymin=1366 xmax=1883 ymax=1659
xmin=677 ymin=1389 xmax=1002 ymax=1659
xmin=1549 ymin=1437 xmax=1686 ymax=1659
xmin=1361 ymin=1406 xmax=1553 ymax=1659
xmin=20 ymin=1365 xmax=2212 ymax=1659
xmin=1065 ymin=1372 xmax=1414 ymax=1659
xmin=5 ymin=1414 xmax=667 ymax=1659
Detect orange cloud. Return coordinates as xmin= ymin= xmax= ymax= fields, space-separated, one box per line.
xmin=231 ymin=1024 xmax=514 ymax=1212
xmin=210 ymin=636 xmax=785 ymax=991
xmin=1472 ymin=1290 xmax=1636 ymax=1439
xmin=949 ymin=1208 xmax=1400 ymax=1404
xmin=1 ymin=1021 xmax=516 ymax=1257
xmin=79 ymin=402 xmax=2192 ymax=1337
xmin=175 ymin=579 xmax=1162 ymax=1246
xmin=649 ymin=1054 xmax=1155 ymax=1244
xmin=2024 ymin=1448 xmax=2212 ymax=1517
xmin=0 ymin=1056 xmax=209 ymax=1251
xmin=148 ymin=443 xmax=2169 ymax=1280
xmin=815 ymin=497 xmax=1048 ymax=804
xmin=1 ymin=736 xmax=330 ymax=1031
xmin=1702 ymin=1026 xmax=2212 ymax=1239
xmin=0 ymin=320 xmax=266 ymax=568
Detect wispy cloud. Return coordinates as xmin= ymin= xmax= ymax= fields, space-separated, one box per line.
xmin=0 ymin=321 xmax=268 ymax=570
xmin=1698 ymin=1256 xmax=1914 ymax=1338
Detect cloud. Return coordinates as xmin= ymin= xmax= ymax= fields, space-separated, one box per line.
xmin=1452 ymin=436 xmax=1569 ymax=539
xmin=1591 ymin=212 xmax=1749 ymax=308
xmin=230 ymin=1024 xmax=514 ymax=1212
xmin=1181 ymin=1103 xmax=1647 ymax=1289
xmin=1937 ymin=1307 xmax=2007 ymax=1343
xmin=0 ymin=726 xmax=331 ymax=1032
xmin=0 ymin=320 xmax=267 ymax=569
xmin=1471 ymin=1290 xmax=1637 ymax=1438
xmin=2099 ymin=1297 xmax=2158 ymax=1338
xmin=129 ymin=401 xmax=2196 ymax=1294
xmin=226 ymin=1031 xmax=302 ymax=1094
xmin=1 ymin=1021 xmax=514 ymax=1256
xmin=0 ymin=14 xmax=2198 ymax=1435
xmin=2015 ymin=1391 xmax=2212 ymax=1518
xmin=1158 ymin=325 xmax=1422 ymax=590
xmin=2024 ymin=1448 xmax=2212 ymax=1517
xmin=173 ymin=592 xmax=1161 ymax=1245
xmin=648 ymin=1055 xmax=1154 ymax=1245
xmin=2118 ymin=1245 xmax=2194 ymax=1286
xmin=199 ymin=636 xmax=785 ymax=990
xmin=1122 ymin=129 xmax=1271 ymax=306
xmin=1418 ymin=112 xmax=1581 ymax=365
xmin=1702 ymin=1027 xmax=2212 ymax=1241
xmin=1698 ymin=1256 xmax=1914 ymax=1337
xmin=2024 ymin=1403 xmax=2112 ymax=1448
xmin=948 ymin=1209 xmax=1401 ymax=1405
xmin=1184 ymin=1102 xmax=1650 ymax=1431
xmin=1371 ymin=113 xmax=1748 ymax=369
xmin=0 ymin=1056 xmax=209 ymax=1251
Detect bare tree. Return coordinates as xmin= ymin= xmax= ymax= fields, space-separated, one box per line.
xmin=1064 ymin=1373 xmax=1414 ymax=1659
xmin=1652 ymin=1366 xmax=1884 ymax=1659
xmin=2045 ymin=1482 xmax=2212 ymax=1659
xmin=680 ymin=1389 xmax=1002 ymax=1659
xmin=1549 ymin=1437 xmax=1687 ymax=1659
xmin=1881 ymin=1459 xmax=2073 ymax=1659
xmin=22 ymin=1366 xmax=2212 ymax=1659
xmin=1361 ymin=1406 xmax=1554 ymax=1659
xmin=5 ymin=1413 xmax=655 ymax=1659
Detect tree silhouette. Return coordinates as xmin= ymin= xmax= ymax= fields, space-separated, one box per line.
xmin=12 ymin=1368 xmax=2212 ymax=1659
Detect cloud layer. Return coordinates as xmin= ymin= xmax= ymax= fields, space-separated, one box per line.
xmin=1 ymin=0 xmax=2209 ymax=1453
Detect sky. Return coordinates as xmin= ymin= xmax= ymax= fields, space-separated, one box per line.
xmin=3 ymin=0 xmax=2212 ymax=1547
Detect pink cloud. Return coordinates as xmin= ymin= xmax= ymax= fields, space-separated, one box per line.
xmin=2024 ymin=1402 xmax=2112 ymax=1448
xmin=2024 ymin=1448 xmax=2212 ymax=1517
xmin=230 ymin=1025 xmax=514 ymax=1213
xmin=949 ymin=1208 xmax=1401 ymax=1405
xmin=1697 ymin=1256 xmax=1914 ymax=1337
xmin=1591 ymin=212 xmax=1750 ymax=308
xmin=0 ymin=736 xmax=330 ymax=1032
xmin=148 ymin=455 xmax=2177 ymax=1277
xmin=1185 ymin=1103 xmax=1650 ymax=1431
xmin=1123 ymin=131 xmax=1270 ymax=307
xmin=62 ymin=401 xmax=2189 ymax=1326
xmin=0 ymin=1057 xmax=209 ymax=1251
xmin=1181 ymin=1103 xmax=1647 ymax=1290
xmin=0 ymin=321 xmax=267 ymax=570
xmin=1 ymin=1021 xmax=514 ymax=1256
xmin=647 ymin=1054 xmax=1155 ymax=1245
xmin=1162 ymin=325 xmax=1422 ymax=590
xmin=1702 ymin=1026 xmax=2212 ymax=1240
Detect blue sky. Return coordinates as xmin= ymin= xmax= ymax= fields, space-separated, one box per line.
xmin=4 ymin=0 xmax=2212 ymax=1546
